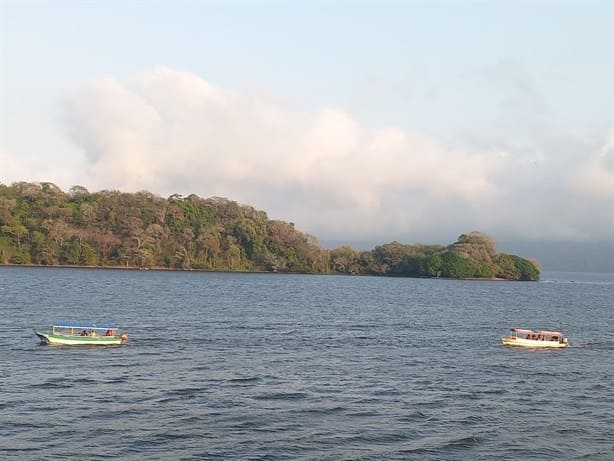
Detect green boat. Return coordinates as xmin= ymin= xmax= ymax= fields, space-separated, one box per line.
xmin=35 ymin=321 xmax=128 ymax=346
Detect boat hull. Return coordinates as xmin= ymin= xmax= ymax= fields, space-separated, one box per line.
xmin=35 ymin=332 xmax=126 ymax=346
xmin=501 ymin=337 xmax=567 ymax=348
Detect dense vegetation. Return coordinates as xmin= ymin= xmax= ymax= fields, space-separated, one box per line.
xmin=0 ymin=182 xmax=540 ymax=280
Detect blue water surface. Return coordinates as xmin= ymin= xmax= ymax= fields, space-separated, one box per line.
xmin=1 ymin=267 xmax=613 ymax=460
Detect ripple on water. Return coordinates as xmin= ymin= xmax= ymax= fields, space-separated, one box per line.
xmin=1 ymin=268 xmax=613 ymax=460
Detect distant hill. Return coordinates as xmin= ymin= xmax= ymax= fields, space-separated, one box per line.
xmin=0 ymin=181 xmax=540 ymax=280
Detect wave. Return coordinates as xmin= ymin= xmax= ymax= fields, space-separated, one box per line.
xmin=29 ymin=381 xmax=73 ymax=389
xmin=396 ymin=411 xmax=430 ymax=422
xmin=253 ymin=391 xmax=309 ymax=401
xmin=399 ymin=433 xmax=478 ymax=454
xmin=568 ymin=340 xmax=614 ymax=350
xmin=294 ymin=405 xmax=346 ymax=415
xmin=228 ymin=376 xmax=261 ymax=383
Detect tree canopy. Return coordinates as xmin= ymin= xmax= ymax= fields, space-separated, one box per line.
xmin=0 ymin=182 xmax=540 ymax=280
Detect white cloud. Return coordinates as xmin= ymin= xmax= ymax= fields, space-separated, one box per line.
xmin=570 ymin=130 xmax=614 ymax=199
xmin=2 ymin=66 xmax=611 ymax=244
xmin=0 ymin=147 xmax=82 ymax=187
xmin=63 ymin=67 xmax=508 ymax=241
xmin=0 ymin=65 xmax=589 ymax=245
xmin=65 ymin=77 xmax=162 ymax=188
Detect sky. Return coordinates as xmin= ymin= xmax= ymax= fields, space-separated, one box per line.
xmin=1 ymin=0 xmax=613 ymax=252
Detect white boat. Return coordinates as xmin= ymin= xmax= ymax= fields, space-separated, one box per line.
xmin=35 ymin=321 xmax=128 ymax=346
xmin=501 ymin=328 xmax=568 ymax=348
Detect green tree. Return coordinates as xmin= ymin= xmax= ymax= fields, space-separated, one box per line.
xmin=0 ymin=182 xmax=540 ymax=280
xmin=419 ymin=253 xmax=443 ymax=277
xmin=330 ymin=246 xmax=361 ymax=274
xmin=440 ymin=251 xmax=473 ymax=278
xmin=2 ymin=220 xmax=28 ymax=251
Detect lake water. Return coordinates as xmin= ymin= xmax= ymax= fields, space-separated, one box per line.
xmin=1 ymin=267 xmax=613 ymax=460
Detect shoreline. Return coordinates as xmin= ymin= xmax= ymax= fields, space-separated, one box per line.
xmin=0 ymin=263 xmax=521 ymax=281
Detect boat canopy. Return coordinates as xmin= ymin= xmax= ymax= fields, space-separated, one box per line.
xmin=537 ymin=330 xmax=564 ymax=336
xmin=510 ymin=328 xmax=564 ymax=337
xmin=53 ymin=321 xmax=118 ymax=330
xmin=511 ymin=328 xmax=534 ymax=334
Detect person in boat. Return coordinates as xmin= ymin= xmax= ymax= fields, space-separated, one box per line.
xmin=105 ymin=329 xmax=113 ymax=336
xmin=80 ymin=329 xmax=88 ymax=336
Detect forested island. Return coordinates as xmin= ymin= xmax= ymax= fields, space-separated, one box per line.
xmin=0 ymin=182 xmax=540 ymax=280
